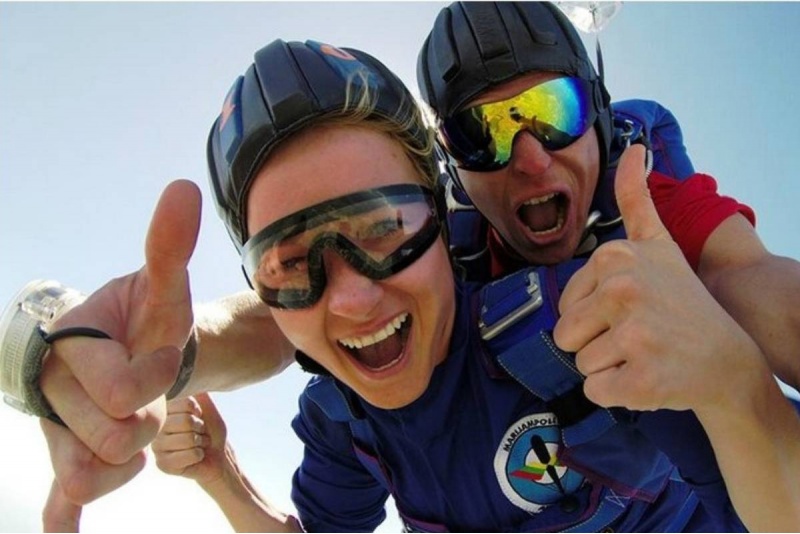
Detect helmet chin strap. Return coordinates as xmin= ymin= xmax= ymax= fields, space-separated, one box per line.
xmin=596 ymin=37 xmax=606 ymax=86
xmin=576 ymin=210 xmax=602 ymax=256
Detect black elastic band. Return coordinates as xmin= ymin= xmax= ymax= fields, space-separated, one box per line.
xmin=166 ymin=329 xmax=198 ymax=400
xmin=546 ymin=384 xmax=599 ymax=428
xmin=30 ymin=327 xmax=111 ymax=427
xmin=43 ymin=327 xmax=112 ymax=344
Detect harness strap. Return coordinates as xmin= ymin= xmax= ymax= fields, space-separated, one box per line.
xmin=560 ymin=487 xmax=630 ymax=533
xmin=306 ymin=377 xmax=454 ymax=532
xmin=480 ymin=264 xmax=674 ymax=502
xmin=305 ymin=377 xmax=391 ymax=488
xmin=663 ymin=482 xmax=701 ymax=533
xmin=479 ymin=261 xmax=594 ymax=419
xmin=444 ymin=178 xmax=491 ymax=282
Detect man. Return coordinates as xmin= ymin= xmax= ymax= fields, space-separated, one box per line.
xmin=415 ymin=1 xmax=800 ymax=403
xmin=4 ymin=1 xmax=799 ymax=529
xmin=414 ymin=4 xmax=800 ymax=529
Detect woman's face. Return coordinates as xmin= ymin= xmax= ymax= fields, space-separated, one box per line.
xmin=246 ymin=124 xmax=455 ymax=409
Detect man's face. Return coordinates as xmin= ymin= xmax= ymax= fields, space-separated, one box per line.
xmin=455 ymin=72 xmax=600 ymax=266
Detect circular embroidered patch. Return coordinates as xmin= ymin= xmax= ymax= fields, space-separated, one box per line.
xmin=494 ymin=412 xmax=584 ymax=513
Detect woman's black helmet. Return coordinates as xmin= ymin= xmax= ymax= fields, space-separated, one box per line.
xmin=207 ymin=39 xmax=428 ymax=252
xmin=417 ymin=2 xmax=612 ymax=180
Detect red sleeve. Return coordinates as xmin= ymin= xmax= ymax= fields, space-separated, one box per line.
xmin=649 ymin=171 xmax=756 ymax=271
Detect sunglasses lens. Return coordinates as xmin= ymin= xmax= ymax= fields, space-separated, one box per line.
xmin=441 ymin=77 xmax=596 ymax=171
xmin=242 ymin=184 xmax=440 ymax=309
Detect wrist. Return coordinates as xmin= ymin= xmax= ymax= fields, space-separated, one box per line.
xmin=0 ymin=280 xmax=86 ymax=421
xmin=695 ymin=340 xmax=777 ymax=426
xmin=198 ymin=442 xmax=246 ymax=497
xmin=166 ymin=327 xmax=198 ymax=399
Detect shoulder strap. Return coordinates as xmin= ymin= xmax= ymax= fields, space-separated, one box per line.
xmin=305 ymin=377 xmax=393 ymax=492
xmin=611 ymin=99 xmax=695 ymax=180
xmin=477 ymin=262 xmax=674 ymax=501
xmin=442 ymin=178 xmax=492 ymax=282
xmin=592 ymin=99 xmax=696 ymax=225
xmin=478 ymin=261 xmax=620 ymax=433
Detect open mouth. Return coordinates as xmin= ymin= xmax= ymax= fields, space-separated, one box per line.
xmin=517 ymin=192 xmax=567 ymax=236
xmin=339 ymin=313 xmax=411 ymax=371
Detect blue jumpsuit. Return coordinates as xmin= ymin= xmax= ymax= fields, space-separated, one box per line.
xmin=288 ymin=100 xmax=746 ymax=532
xmin=291 ymin=279 xmax=744 ymax=532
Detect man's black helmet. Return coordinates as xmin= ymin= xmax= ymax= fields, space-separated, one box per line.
xmin=417 ymin=2 xmax=613 ymax=179
xmin=207 ymin=39 xmax=428 ymax=252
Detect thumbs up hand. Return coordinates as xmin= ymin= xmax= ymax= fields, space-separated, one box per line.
xmin=38 ymin=180 xmax=202 ymax=514
xmin=553 ymin=146 xmax=763 ymax=412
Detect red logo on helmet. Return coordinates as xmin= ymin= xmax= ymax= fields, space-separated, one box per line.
xmin=319 ymin=44 xmax=356 ymax=61
xmin=219 ymin=91 xmax=236 ymax=131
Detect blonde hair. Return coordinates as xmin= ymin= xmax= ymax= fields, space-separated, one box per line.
xmin=315 ymin=71 xmax=440 ymax=190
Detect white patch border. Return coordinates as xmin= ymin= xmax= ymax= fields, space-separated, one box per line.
xmin=494 ymin=412 xmax=578 ymax=513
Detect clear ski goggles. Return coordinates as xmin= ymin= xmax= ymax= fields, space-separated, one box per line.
xmin=439 ymin=76 xmax=597 ymax=172
xmin=242 ymin=184 xmax=442 ymax=309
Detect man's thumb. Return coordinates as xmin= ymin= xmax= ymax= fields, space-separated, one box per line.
xmin=615 ymin=145 xmax=669 ymax=241
xmin=144 ymin=179 xmax=202 ymax=305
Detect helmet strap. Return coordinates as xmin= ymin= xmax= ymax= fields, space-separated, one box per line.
xmin=596 ymin=38 xmax=605 ymax=85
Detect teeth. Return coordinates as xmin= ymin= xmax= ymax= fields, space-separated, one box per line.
xmin=524 ymin=193 xmax=557 ymax=206
xmin=340 ymin=313 xmax=408 ymax=350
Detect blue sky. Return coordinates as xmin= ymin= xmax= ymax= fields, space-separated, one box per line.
xmin=1 ymin=2 xmax=800 ymax=532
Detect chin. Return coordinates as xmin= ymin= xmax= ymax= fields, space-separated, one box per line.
xmin=520 ymin=243 xmax=574 ymax=266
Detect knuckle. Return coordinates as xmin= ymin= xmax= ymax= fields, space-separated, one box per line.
xmin=599 ymin=273 xmax=642 ymax=305
xmin=93 ymin=427 xmax=136 ymax=465
xmin=93 ymin=417 xmax=158 ymax=465
xmin=593 ymin=241 xmax=634 ymax=270
xmin=176 ymin=413 xmax=199 ymax=431
xmin=154 ymin=456 xmax=176 ymax=475
xmin=573 ymin=351 xmax=590 ymax=376
xmin=582 ymin=378 xmax=610 ymax=407
xmin=189 ymin=447 xmax=205 ymax=463
xmin=104 ymin=378 xmax=144 ymax=418
xmin=552 ymin=316 xmax=577 ymax=353
xmin=58 ymin=467 xmax=98 ymax=505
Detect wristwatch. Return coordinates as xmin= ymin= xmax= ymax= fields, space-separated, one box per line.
xmin=0 ymin=280 xmax=86 ymax=417
xmin=1 ymin=279 xmax=198 ymax=420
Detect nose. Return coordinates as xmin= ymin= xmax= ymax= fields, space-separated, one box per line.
xmin=509 ymin=131 xmax=552 ymax=177
xmin=323 ymin=250 xmax=383 ymax=320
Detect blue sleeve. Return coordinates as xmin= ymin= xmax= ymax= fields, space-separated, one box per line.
xmin=612 ymin=99 xmax=695 ymax=180
xmin=290 ymin=392 xmax=390 ymax=532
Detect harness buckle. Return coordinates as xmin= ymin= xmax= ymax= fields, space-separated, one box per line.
xmin=479 ymin=270 xmax=543 ymax=341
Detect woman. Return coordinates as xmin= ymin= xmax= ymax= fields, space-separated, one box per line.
xmin=148 ymin=38 xmax=759 ymax=532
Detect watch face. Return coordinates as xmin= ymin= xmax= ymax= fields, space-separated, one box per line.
xmin=0 ymin=280 xmax=84 ymax=414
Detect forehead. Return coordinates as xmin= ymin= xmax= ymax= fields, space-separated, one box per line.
xmin=467 ymin=71 xmax=565 ymax=109
xmin=245 ymin=124 xmax=420 ymax=235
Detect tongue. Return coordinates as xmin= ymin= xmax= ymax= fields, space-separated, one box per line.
xmin=355 ymin=334 xmax=404 ymax=369
xmin=519 ymin=198 xmax=559 ymax=232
